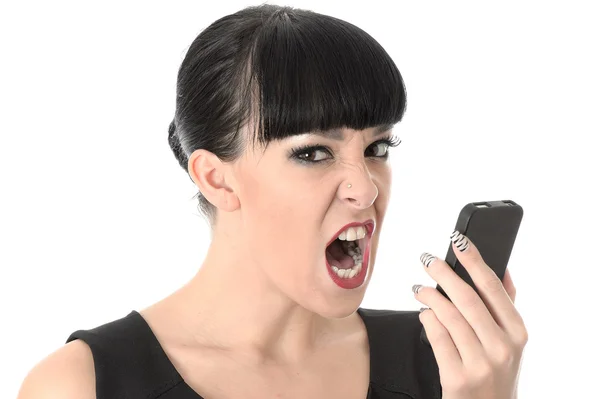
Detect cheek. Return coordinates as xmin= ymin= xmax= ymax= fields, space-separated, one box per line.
xmin=245 ymin=163 xmax=329 ymax=225
xmin=374 ymin=168 xmax=392 ymax=212
xmin=368 ymin=234 xmax=381 ymax=263
xmin=369 ymin=168 xmax=391 ymax=267
xmin=240 ymin=169 xmax=323 ymax=266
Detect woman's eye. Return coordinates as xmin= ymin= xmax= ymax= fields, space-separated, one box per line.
xmin=295 ymin=148 xmax=331 ymax=162
xmin=368 ymin=142 xmax=389 ymax=157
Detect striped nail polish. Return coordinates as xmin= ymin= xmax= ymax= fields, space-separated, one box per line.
xmin=412 ymin=284 xmax=423 ymax=294
xmin=450 ymin=230 xmax=470 ymax=252
xmin=420 ymin=252 xmax=436 ymax=267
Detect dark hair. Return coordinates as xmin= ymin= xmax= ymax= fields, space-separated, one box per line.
xmin=168 ymin=4 xmax=407 ymax=226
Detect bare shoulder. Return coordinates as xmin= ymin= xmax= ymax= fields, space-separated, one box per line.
xmin=17 ymin=339 xmax=96 ymax=399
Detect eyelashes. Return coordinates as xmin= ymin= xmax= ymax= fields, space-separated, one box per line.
xmin=289 ymin=135 xmax=402 ymax=164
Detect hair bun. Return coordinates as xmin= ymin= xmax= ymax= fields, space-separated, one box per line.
xmin=168 ymin=120 xmax=188 ymax=170
xmin=168 ymin=120 xmax=180 ymax=150
xmin=168 ymin=120 xmax=177 ymax=138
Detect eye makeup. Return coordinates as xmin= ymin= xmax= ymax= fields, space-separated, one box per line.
xmin=288 ymin=135 xmax=401 ymax=164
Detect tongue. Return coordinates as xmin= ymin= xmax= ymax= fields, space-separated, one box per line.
xmin=326 ymin=240 xmax=355 ymax=270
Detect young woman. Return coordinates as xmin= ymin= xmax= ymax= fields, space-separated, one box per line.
xmin=18 ymin=4 xmax=527 ymax=399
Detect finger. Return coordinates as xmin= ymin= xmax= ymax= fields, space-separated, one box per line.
xmin=502 ymin=268 xmax=517 ymax=304
xmin=419 ymin=253 xmax=503 ymax=351
xmin=419 ymin=307 xmax=464 ymax=380
xmin=414 ymin=285 xmax=487 ymax=368
xmin=449 ymin=231 xmax=523 ymax=334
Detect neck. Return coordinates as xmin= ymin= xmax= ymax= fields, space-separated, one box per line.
xmin=162 ymin=225 xmax=354 ymax=365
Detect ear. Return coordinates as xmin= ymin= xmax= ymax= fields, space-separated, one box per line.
xmin=187 ymin=149 xmax=240 ymax=212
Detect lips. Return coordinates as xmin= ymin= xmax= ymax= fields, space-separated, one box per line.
xmin=325 ymin=219 xmax=376 ymax=289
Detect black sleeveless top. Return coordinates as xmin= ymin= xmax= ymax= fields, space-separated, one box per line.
xmin=65 ymin=308 xmax=442 ymax=399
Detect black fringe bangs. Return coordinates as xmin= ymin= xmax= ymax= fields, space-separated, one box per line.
xmin=246 ymin=9 xmax=407 ymax=145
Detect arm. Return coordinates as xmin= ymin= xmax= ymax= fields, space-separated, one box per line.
xmin=17 ymin=340 xmax=96 ymax=399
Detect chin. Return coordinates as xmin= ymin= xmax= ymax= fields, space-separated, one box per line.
xmin=310 ymin=286 xmax=370 ymax=319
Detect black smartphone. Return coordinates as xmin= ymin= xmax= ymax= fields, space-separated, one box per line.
xmin=420 ymin=200 xmax=524 ymax=347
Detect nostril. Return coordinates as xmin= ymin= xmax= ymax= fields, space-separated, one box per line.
xmin=348 ymin=198 xmax=360 ymax=206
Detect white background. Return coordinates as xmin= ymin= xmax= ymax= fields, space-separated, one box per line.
xmin=2 ymin=1 xmax=599 ymax=397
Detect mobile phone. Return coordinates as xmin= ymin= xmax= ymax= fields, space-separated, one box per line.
xmin=420 ymin=200 xmax=524 ymax=347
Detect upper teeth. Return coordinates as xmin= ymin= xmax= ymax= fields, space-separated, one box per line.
xmin=338 ymin=225 xmax=366 ymax=241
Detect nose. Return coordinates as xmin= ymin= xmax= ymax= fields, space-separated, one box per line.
xmin=338 ymin=166 xmax=379 ymax=209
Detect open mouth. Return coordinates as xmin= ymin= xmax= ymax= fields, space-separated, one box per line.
xmin=325 ymin=222 xmax=372 ymax=280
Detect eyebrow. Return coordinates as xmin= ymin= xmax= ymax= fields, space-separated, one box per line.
xmin=310 ymin=123 xmax=395 ymax=140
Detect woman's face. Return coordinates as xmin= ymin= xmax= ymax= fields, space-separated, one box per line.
xmin=230 ymin=125 xmax=394 ymax=318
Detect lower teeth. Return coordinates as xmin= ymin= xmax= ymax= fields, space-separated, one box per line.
xmin=331 ymin=263 xmax=361 ymax=279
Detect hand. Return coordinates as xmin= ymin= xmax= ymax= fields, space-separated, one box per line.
xmin=413 ymin=231 xmax=528 ymax=399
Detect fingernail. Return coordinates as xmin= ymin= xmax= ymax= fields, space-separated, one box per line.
xmin=420 ymin=252 xmax=436 ymax=267
xmin=450 ymin=230 xmax=470 ymax=252
xmin=412 ymin=284 xmax=423 ymax=294
xmin=419 ymin=307 xmax=428 ymax=313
